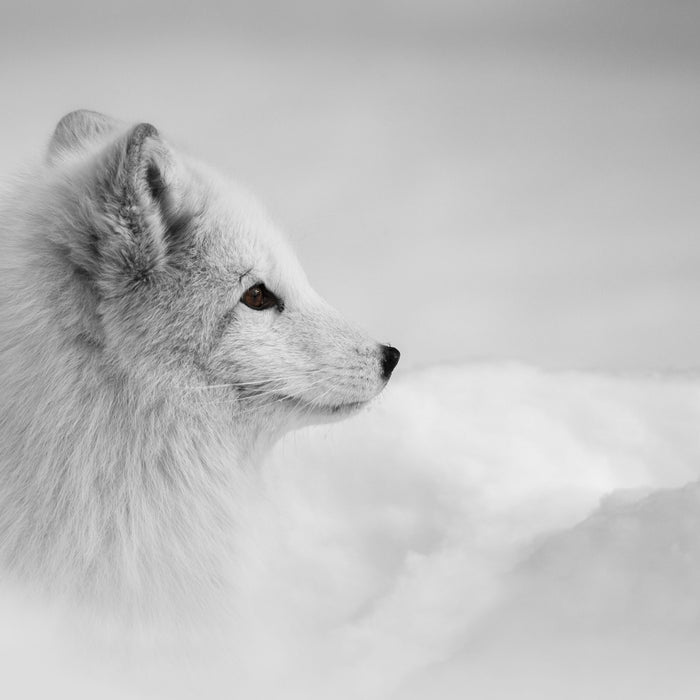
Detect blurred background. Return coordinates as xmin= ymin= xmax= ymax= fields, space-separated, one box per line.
xmin=2 ymin=0 xmax=699 ymax=372
xmin=3 ymin=4 xmax=700 ymax=699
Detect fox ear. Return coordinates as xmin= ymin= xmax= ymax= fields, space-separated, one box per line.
xmin=48 ymin=110 xmax=120 ymax=163
xmin=100 ymin=121 xmax=178 ymax=223
xmin=71 ymin=122 xmax=186 ymax=288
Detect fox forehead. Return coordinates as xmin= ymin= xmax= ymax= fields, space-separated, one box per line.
xmin=183 ymin=159 xmax=311 ymax=301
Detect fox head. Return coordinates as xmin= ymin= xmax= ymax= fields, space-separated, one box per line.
xmin=42 ymin=110 xmax=400 ymax=438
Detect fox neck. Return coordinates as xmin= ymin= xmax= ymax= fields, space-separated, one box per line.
xmin=0 ymin=352 xmax=256 ymax=627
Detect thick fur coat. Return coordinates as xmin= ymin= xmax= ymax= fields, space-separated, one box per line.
xmin=0 ymin=111 xmax=399 ymax=628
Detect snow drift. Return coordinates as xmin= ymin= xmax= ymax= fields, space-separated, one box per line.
xmin=3 ymin=362 xmax=700 ymax=699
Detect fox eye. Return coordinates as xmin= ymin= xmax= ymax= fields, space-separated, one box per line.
xmin=241 ymin=283 xmax=282 ymax=311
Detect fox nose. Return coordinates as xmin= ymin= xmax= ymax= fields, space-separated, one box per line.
xmin=380 ymin=345 xmax=401 ymax=380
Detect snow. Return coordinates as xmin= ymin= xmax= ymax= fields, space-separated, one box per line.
xmin=235 ymin=364 xmax=700 ymax=699
xmin=6 ymin=363 xmax=700 ymax=698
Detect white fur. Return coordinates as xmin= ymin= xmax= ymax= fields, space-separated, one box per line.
xmin=0 ymin=111 xmax=395 ymax=631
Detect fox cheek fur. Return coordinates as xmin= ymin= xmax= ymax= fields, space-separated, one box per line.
xmin=0 ymin=110 xmax=399 ymax=622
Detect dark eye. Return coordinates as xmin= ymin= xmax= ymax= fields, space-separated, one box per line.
xmin=241 ymin=283 xmax=281 ymax=311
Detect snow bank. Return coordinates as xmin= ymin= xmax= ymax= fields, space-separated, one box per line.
xmin=234 ymin=363 xmax=700 ymax=698
xmin=3 ymin=363 xmax=700 ymax=699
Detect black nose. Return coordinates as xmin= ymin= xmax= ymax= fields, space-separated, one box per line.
xmin=381 ymin=345 xmax=401 ymax=380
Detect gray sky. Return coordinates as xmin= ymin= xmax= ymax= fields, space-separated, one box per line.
xmin=2 ymin=0 xmax=699 ymax=372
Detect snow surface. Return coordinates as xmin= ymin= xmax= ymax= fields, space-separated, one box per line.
xmin=3 ymin=363 xmax=700 ymax=699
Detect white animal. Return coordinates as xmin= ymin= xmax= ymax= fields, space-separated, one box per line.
xmin=0 ymin=111 xmax=400 ymax=630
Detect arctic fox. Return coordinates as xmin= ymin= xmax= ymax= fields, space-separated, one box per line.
xmin=0 ymin=111 xmax=399 ymax=627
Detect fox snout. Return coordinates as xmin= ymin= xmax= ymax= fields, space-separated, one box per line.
xmin=380 ymin=345 xmax=401 ymax=380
